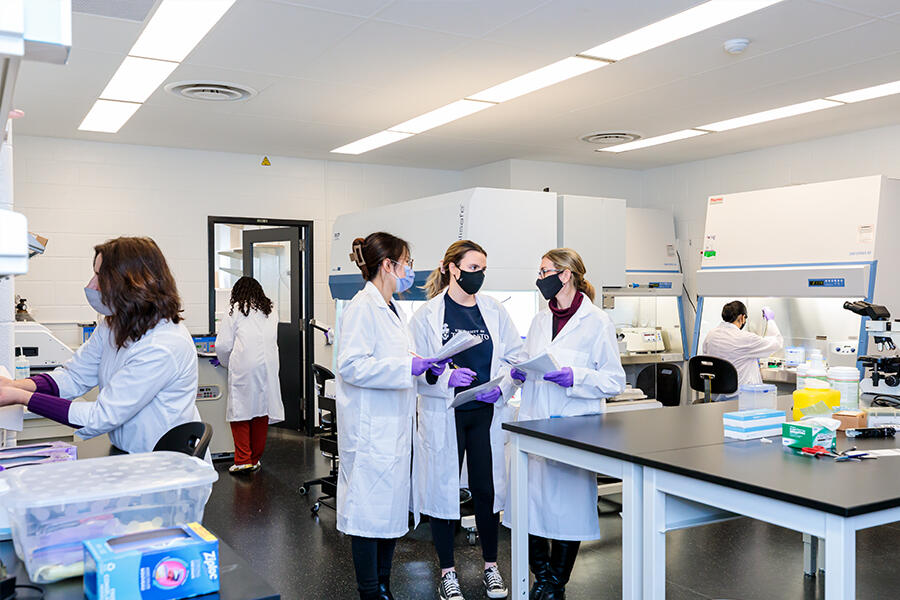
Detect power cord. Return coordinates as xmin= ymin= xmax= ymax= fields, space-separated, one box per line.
xmin=871 ymin=395 xmax=900 ymax=408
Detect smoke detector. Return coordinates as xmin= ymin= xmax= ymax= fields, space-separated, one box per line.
xmin=723 ymin=38 xmax=750 ymax=55
xmin=165 ymin=81 xmax=257 ymax=102
xmin=580 ymin=132 xmax=642 ymax=146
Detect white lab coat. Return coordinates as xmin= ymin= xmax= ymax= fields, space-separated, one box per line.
xmin=409 ymin=291 xmax=525 ymax=520
xmin=215 ymin=309 xmax=284 ymax=424
xmin=336 ymin=282 xmax=417 ymax=539
xmin=52 ymin=319 xmax=201 ymax=454
xmin=702 ymin=320 xmax=784 ymax=389
xmin=503 ymin=294 xmax=626 ymax=540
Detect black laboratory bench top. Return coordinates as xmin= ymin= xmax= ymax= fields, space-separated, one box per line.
xmin=503 ymin=400 xmax=900 ymax=517
xmin=0 ymin=537 xmax=280 ymax=600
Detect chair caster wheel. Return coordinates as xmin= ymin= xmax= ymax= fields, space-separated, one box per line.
xmin=298 ymin=486 xmax=308 ymax=496
xmin=311 ymin=502 xmax=320 ymax=514
xmin=467 ymin=531 xmax=477 ymax=546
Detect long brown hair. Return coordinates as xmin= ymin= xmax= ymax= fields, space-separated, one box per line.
xmin=229 ymin=276 xmax=273 ymax=317
xmin=94 ymin=237 xmax=183 ymax=349
xmin=350 ymin=232 xmax=410 ymax=281
xmin=543 ymin=248 xmax=596 ymax=301
xmin=424 ymin=240 xmax=487 ymax=299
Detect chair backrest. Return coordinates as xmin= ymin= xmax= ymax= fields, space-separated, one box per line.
xmin=656 ymin=362 xmax=683 ymax=406
xmin=688 ymin=355 xmax=738 ymax=395
xmin=312 ymin=364 xmax=335 ymax=396
xmin=153 ymin=421 xmax=213 ymax=458
xmin=635 ymin=365 xmax=656 ymax=399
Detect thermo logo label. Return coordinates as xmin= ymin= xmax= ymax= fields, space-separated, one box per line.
xmin=709 ymin=197 xmax=724 ymax=205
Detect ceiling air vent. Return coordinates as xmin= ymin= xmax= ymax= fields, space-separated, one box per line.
xmin=580 ymin=132 xmax=642 ymax=146
xmin=165 ymin=82 xmax=257 ymax=102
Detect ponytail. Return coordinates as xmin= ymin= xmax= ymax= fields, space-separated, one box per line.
xmin=542 ymin=247 xmax=596 ymax=302
xmin=425 ymin=240 xmax=488 ymax=299
xmin=349 ymin=232 xmax=410 ymax=282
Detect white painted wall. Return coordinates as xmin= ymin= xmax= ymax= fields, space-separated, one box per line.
xmin=12 ymin=135 xmax=462 ymax=365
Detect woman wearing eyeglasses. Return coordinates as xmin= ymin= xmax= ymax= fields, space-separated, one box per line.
xmin=410 ymin=240 xmax=525 ymax=600
xmin=504 ymin=248 xmax=625 ymax=600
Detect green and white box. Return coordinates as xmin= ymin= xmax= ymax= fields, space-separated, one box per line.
xmin=782 ymin=421 xmax=837 ymax=450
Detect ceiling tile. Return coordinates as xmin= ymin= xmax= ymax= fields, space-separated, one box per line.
xmin=812 ymin=0 xmax=900 ymax=18
xmin=272 ymin=0 xmax=395 ymax=18
xmin=373 ymin=0 xmax=549 ymax=38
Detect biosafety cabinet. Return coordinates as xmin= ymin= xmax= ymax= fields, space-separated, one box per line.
xmin=692 ymin=175 xmax=900 ymax=389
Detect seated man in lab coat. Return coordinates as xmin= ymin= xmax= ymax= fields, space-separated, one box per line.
xmin=702 ymin=300 xmax=783 ymax=398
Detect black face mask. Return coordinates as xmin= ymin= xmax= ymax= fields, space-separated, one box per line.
xmin=536 ymin=273 xmax=564 ymax=300
xmin=455 ymin=268 xmax=485 ymax=295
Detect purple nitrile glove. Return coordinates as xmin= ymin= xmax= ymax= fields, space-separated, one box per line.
xmin=762 ymin=306 xmax=774 ymax=321
xmin=476 ymin=386 xmax=502 ymax=404
xmin=412 ymin=357 xmax=437 ymax=376
xmin=209 ymin=358 xmax=221 ymax=368
xmin=448 ymin=368 xmax=477 ymax=388
xmin=543 ymin=367 xmax=574 ymax=388
xmin=510 ymin=368 xmax=527 ymax=383
xmin=430 ymin=358 xmax=452 ymax=376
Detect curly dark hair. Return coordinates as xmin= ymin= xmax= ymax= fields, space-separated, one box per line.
xmin=94 ymin=237 xmax=183 ymax=349
xmin=229 ymin=276 xmax=273 ymax=317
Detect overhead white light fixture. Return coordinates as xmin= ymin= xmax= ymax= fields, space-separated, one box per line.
xmin=130 ymin=0 xmax=237 ymax=63
xmin=827 ymin=80 xmax=900 ymax=104
xmin=598 ymin=129 xmax=708 ymax=153
xmin=467 ymin=57 xmax=607 ymax=104
xmin=78 ymin=100 xmax=141 ymax=133
xmin=698 ymin=98 xmax=841 ymax=132
xmin=390 ymin=99 xmax=496 ymax=134
xmin=331 ymin=130 xmax=414 ymax=155
xmin=99 ymin=56 xmax=179 ymax=103
xmin=582 ymin=0 xmax=783 ymax=61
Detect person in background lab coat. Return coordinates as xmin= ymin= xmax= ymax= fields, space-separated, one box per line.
xmin=410 ymin=240 xmax=525 ymax=600
xmin=504 ymin=248 xmax=625 ymax=600
xmin=702 ymin=300 xmax=783 ymax=396
xmin=0 ymin=237 xmax=200 ymax=454
xmin=215 ymin=276 xmax=284 ymax=474
xmin=337 ymin=231 xmax=444 ymax=600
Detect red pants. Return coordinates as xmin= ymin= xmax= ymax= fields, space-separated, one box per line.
xmin=230 ymin=416 xmax=269 ymax=465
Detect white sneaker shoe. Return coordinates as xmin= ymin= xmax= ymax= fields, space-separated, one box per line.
xmin=438 ymin=570 xmax=464 ymax=600
xmin=483 ymin=565 xmax=508 ymax=599
xmin=229 ymin=463 xmax=253 ymax=474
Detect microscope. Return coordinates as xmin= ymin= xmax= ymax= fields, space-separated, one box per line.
xmin=843 ymin=301 xmax=900 ymax=396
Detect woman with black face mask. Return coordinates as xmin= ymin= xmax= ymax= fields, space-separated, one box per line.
xmin=503 ymin=248 xmax=626 ymax=600
xmin=410 ymin=240 xmax=525 ymax=600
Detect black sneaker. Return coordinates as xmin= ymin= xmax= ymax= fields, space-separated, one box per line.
xmin=483 ymin=565 xmax=508 ymax=599
xmin=438 ymin=571 xmax=465 ymax=600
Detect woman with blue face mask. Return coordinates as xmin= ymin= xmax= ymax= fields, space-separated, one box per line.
xmin=337 ymin=232 xmax=442 ymax=600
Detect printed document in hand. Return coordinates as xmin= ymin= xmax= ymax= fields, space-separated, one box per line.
xmin=450 ymin=376 xmax=506 ymax=408
xmin=434 ymin=331 xmax=483 ymax=362
xmin=507 ymin=352 xmax=560 ymax=376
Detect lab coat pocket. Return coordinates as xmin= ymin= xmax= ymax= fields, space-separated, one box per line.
xmin=552 ymin=348 xmax=590 ymax=370
xmin=364 ymin=411 xmax=403 ymax=457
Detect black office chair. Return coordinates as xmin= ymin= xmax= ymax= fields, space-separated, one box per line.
xmin=299 ymin=364 xmax=338 ymax=515
xmin=688 ymin=355 xmax=738 ymax=403
xmin=153 ymin=422 xmax=213 ymax=458
xmin=636 ymin=363 xmax=683 ymax=406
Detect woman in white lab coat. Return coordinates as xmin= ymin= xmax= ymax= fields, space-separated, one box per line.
xmin=0 ymin=237 xmax=200 ymax=454
xmin=337 ymin=231 xmax=444 ymax=600
xmin=504 ymin=248 xmax=625 ymax=600
xmin=410 ymin=240 xmax=525 ymax=600
xmin=215 ymin=276 xmax=284 ymax=473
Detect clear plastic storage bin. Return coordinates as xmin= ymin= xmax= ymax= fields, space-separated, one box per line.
xmin=0 ymin=452 xmax=217 ymax=583
xmin=738 ymin=383 xmax=777 ymax=410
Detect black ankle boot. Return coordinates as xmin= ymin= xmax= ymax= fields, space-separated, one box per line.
xmin=377 ymin=582 xmax=394 ymax=600
xmin=543 ymin=539 xmax=580 ymax=600
xmin=529 ymin=535 xmax=551 ymax=600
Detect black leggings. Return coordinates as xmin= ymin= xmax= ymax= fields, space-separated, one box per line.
xmin=431 ymin=403 xmax=498 ymax=569
xmin=350 ymin=536 xmax=397 ymax=596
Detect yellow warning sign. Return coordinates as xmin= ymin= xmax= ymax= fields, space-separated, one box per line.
xmin=261 ymin=156 xmax=271 ymax=166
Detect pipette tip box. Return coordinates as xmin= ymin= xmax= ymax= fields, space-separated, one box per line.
xmin=84 ymin=523 xmax=220 ymax=600
xmin=723 ymin=409 xmax=785 ymax=440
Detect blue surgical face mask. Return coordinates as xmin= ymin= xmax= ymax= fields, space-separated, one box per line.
xmin=84 ymin=287 xmax=114 ymax=316
xmin=392 ymin=263 xmax=415 ymax=294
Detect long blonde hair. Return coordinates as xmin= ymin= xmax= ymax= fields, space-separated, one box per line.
xmin=543 ymin=248 xmax=596 ymax=301
xmin=424 ymin=240 xmax=487 ymax=299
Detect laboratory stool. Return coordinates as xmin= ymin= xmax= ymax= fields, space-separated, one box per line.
xmin=688 ymin=355 xmax=738 ymax=403
xmin=153 ymin=421 xmax=213 ymax=458
xmin=299 ymin=364 xmax=338 ymax=515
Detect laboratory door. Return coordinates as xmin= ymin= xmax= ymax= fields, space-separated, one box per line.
xmin=241 ymin=227 xmax=306 ymax=431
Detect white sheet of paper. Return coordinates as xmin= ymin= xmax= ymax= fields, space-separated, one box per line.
xmin=434 ymin=331 xmax=483 ymax=362
xmin=0 ymin=366 xmax=23 ymax=432
xmin=450 ymin=375 xmax=506 ymax=409
xmin=507 ymin=352 xmax=560 ymax=376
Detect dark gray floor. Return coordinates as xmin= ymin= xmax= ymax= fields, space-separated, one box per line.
xmin=204 ymin=428 xmax=900 ymax=599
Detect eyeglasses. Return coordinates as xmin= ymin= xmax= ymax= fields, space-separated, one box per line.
xmin=537 ymin=268 xmax=560 ymax=279
xmin=392 ymin=258 xmax=414 ymax=269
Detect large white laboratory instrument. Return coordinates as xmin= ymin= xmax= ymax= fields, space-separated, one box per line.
xmin=692 ymin=176 xmax=900 ymax=391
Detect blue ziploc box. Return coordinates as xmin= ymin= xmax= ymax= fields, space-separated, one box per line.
xmin=83 ymin=523 xmax=220 ymax=600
